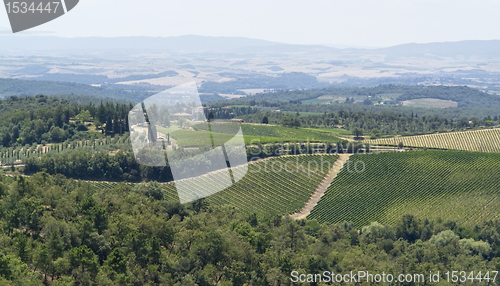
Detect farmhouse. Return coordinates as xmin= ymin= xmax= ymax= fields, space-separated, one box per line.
xmin=230 ymin=118 xmax=245 ymax=123
xmin=171 ymin=112 xmax=193 ymax=120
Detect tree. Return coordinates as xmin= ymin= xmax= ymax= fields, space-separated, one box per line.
xmin=193 ymin=231 xmax=225 ymax=266
xmin=148 ymin=124 xmax=157 ymax=142
xmin=68 ymin=245 xmax=99 ymax=280
xmin=396 ymin=215 xmax=421 ymax=243
xmin=97 ymin=102 xmax=107 ymax=124
xmin=352 ymin=128 xmax=363 ymax=139
xmin=484 ymin=116 xmax=495 ymax=126
xmin=15 ymin=234 xmax=28 ymax=263
xmin=47 ymin=229 xmax=64 ymax=261
xmin=143 ymin=181 xmax=163 ymax=200
xmin=49 ymin=127 xmax=65 ymax=143
xmin=280 ymin=116 xmax=301 ymax=128
xmin=178 ymin=118 xmax=187 ymax=128
xmin=163 ymin=116 xmax=171 ymax=128
xmin=34 ymin=244 xmax=51 ymax=282
xmin=12 ymin=126 xmax=19 ymax=143
xmin=105 ymin=248 xmax=127 ymax=274
xmin=91 ymin=206 xmax=109 ymax=235
xmin=2 ymin=132 xmax=11 ymax=147
xmin=149 ymin=237 xmax=162 ymax=265
xmin=398 ymin=142 xmax=404 ymax=149
xmin=53 ymin=257 xmax=70 ymax=280
xmin=64 ymin=108 xmax=70 ymax=125
xmin=54 ymin=105 xmax=64 ymax=128
xmin=93 ymin=118 xmax=102 ymax=129
xmin=105 ymin=117 xmax=113 ymax=134
xmin=75 ymin=110 xmax=91 ymax=122
xmin=207 ymin=112 xmax=215 ymax=122
xmin=262 ymin=116 xmax=269 ymax=124
xmin=192 ymin=198 xmax=209 ymax=213
xmin=124 ymin=115 xmax=130 ymax=132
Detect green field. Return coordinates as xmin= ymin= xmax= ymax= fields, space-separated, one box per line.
xmin=366 ymin=128 xmax=500 ymax=152
xmin=91 ymin=155 xmax=339 ymax=218
xmin=166 ymin=123 xmax=341 ymax=147
xmin=308 ymin=151 xmax=500 ymax=227
xmin=302 ymin=127 xmax=353 ymax=136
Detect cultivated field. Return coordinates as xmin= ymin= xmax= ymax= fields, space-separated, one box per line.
xmin=169 ymin=124 xmax=341 ymax=147
xmin=0 ymin=134 xmax=131 ymax=165
xmin=91 ymin=155 xmax=339 ymax=218
xmin=366 ymin=128 xmax=500 ymax=152
xmin=308 ymin=151 xmax=500 ymax=227
xmin=402 ymin=98 xmax=458 ymax=108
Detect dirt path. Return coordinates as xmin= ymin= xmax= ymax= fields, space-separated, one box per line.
xmin=290 ymin=153 xmax=352 ymax=220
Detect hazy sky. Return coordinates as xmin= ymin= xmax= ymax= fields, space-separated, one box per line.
xmin=1 ymin=0 xmax=500 ymax=47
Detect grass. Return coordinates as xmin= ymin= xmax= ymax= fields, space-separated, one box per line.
xmin=308 ymin=151 xmax=500 ymax=227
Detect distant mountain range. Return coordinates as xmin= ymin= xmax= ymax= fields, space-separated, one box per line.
xmin=1 ymin=35 xmax=499 ymax=59
xmin=0 ymin=35 xmax=334 ymax=54
xmin=376 ymin=40 xmax=500 ymax=59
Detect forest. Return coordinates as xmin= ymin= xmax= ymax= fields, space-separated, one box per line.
xmin=0 ymin=172 xmax=499 ymax=285
xmin=0 ymin=95 xmax=132 ymax=148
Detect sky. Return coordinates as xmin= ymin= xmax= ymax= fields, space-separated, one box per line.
xmin=1 ymin=0 xmax=500 ymax=48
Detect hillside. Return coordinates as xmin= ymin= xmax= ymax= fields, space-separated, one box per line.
xmin=243 ymin=84 xmax=500 ymax=108
xmin=0 ymin=78 xmax=150 ymax=102
xmin=166 ymin=123 xmax=341 ymax=146
xmin=367 ymin=128 xmax=500 ymax=152
xmin=0 ymin=78 xmax=225 ymax=103
xmin=0 ymin=171 xmax=497 ymax=284
xmin=0 ymin=35 xmax=334 ymax=54
xmin=308 ymin=151 xmax=500 ymax=227
xmin=84 ymin=155 xmax=341 ymax=219
xmin=376 ymin=40 xmax=500 ymax=59
xmin=156 ymin=155 xmax=338 ymax=218
xmin=2 ymin=36 xmax=500 ymax=59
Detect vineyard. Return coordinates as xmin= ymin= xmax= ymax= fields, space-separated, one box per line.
xmin=0 ymin=134 xmax=132 ymax=165
xmin=169 ymin=123 xmax=342 ymax=147
xmin=308 ymin=151 xmax=500 ymax=227
xmin=90 ymin=155 xmax=339 ymax=217
xmin=366 ymin=128 xmax=500 ymax=152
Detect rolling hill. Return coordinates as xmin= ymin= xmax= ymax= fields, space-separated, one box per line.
xmin=308 ymin=151 xmax=500 ymax=227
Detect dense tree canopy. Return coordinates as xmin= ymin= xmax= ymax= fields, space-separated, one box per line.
xmin=0 ymin=172 xmax=498 ymax=285
xmin=0 ymin=95 xmax=132 ymax=148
